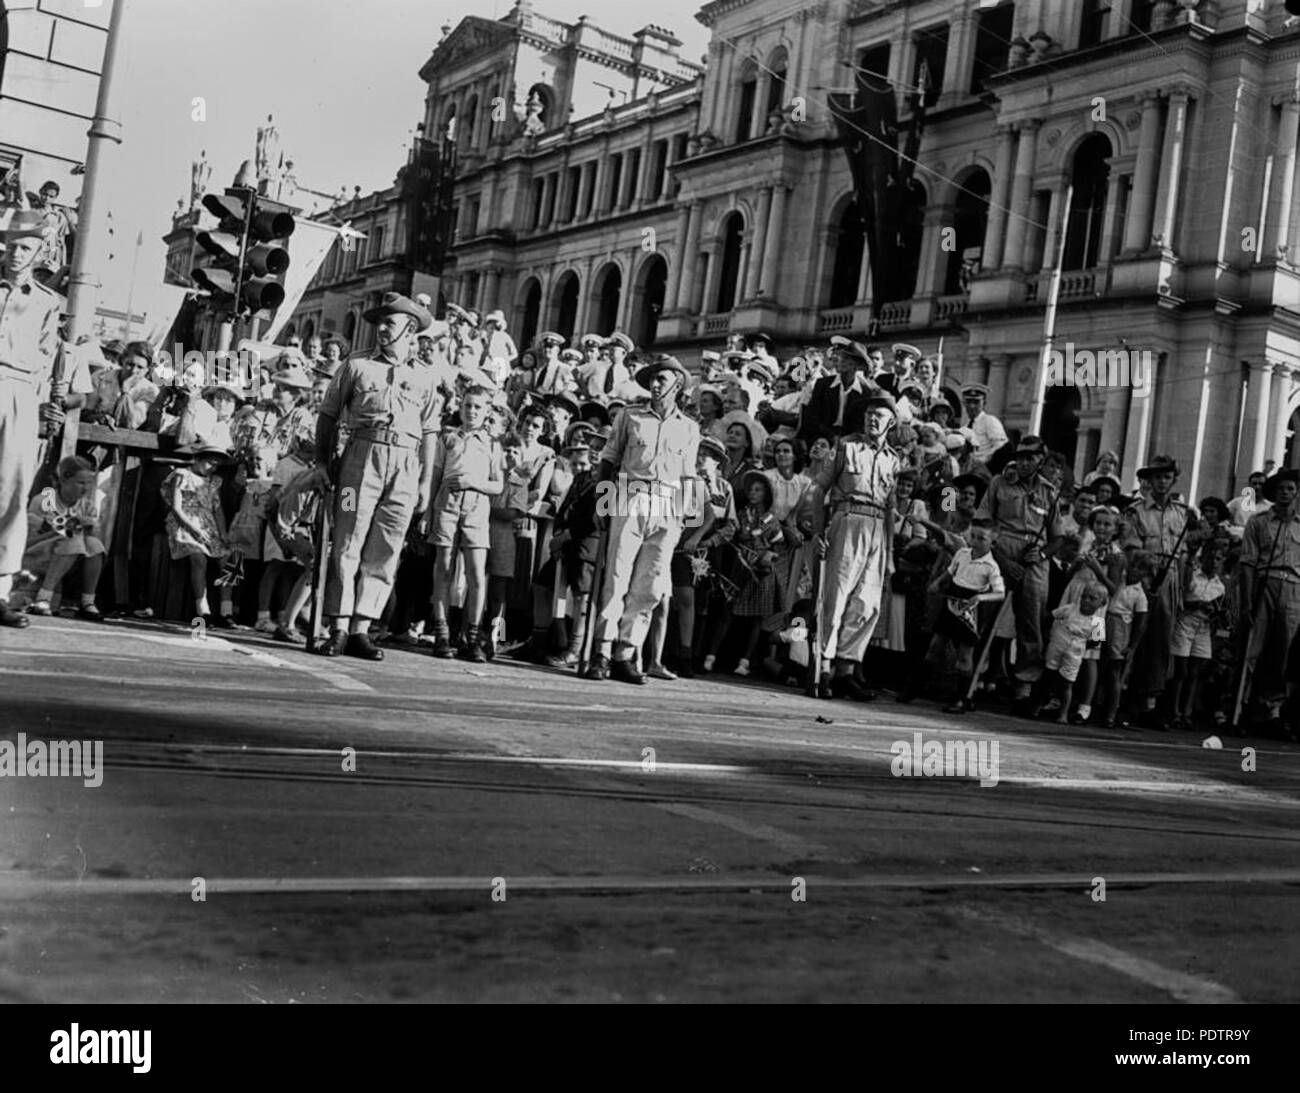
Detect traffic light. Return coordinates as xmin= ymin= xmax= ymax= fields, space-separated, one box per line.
xmin=191 ymin=190 xmax=295 ymax=315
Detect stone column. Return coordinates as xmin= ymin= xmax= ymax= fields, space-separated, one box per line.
xmin=1151 ymin=86 xmax=1191 ymax=253
xmin=483 ymin=267 xmax=501 ymax=313
xmin=1096 ymin=168 xmax=1124 ymax=264
xmin=1002 ymin=120 xmax=1041 ymax=271
xmin=1270 ymin=93 xmax=1300 ymax=262
xmin=738 ymin=234 xmax=753 ymax=307
xmin=1038 ymin=179 xmax=1064 ymax=271
xmin=982 ymin=125 xmax=1017 ymax=270
xmin=664 ymin=203 xmax=691 ymax=310
xmin=942 ymin=9 xmax=976 ymax=104
xmin=744 ymin=187 xmax=773 ymax=300
xmin=986 ymin=353 xmax=1013 ymax=417
xmin=1236 ymin=359 xmax=1274 ymax=485
xmin=592 ymin=154 xmax=609 ymax=217
xmin=1123 ymin=93 xmax=1163 ymax=253
xmin=676 ymin=202 xmax=703 ymax=311
xmin=1121 ymin=351 xmax=1160 ymax=489
xmin=1107 ymin=0 xmax=1134 ymax=39
xmin=1266 ymin=363 xmax=1296 ymax=467
xmin=620 ymin=151 xmax=639 ymax=210
xmin=760 ymin=184 xmax=788 ymax=298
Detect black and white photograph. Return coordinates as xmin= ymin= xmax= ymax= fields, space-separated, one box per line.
xmin=0 ymin=0 xmax=1297 ymax=1038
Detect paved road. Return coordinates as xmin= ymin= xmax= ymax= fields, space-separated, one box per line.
xmin=1 ymin=616 xmax=1297 ymax=1002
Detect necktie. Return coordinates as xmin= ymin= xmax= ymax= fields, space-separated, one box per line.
xmin=603 ymin=365 xmax=616 ymax=395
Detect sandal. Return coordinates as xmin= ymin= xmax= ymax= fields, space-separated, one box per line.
xmin=25 ymin=601 xmax=52 ymax=616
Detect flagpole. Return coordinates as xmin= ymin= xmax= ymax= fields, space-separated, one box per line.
xmin=65 ymin=0 xmax=132 ymax=343
xmin=123 ymin=229 xmax=142 ymax=343
xmin=1029 ymin=183 xmax=1073 ymax=437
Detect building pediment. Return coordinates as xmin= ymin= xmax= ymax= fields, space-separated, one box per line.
xmin=420 ymin=17 xmax=516 ymax=80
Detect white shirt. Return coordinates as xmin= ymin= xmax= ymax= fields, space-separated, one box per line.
xmin=763 ymin=469 xmax=812 ymax=522
xmin=948 ymin=546 xmax=1005 ymax=597
xmin=962 ymin=410 xmax=1008 ymax=465
xmin=1227 ymin=491 xmax=1269 ymax=539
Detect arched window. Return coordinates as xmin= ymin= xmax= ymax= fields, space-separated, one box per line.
xmin=945 ymin=170 xmax=991 ymax=294
xmin=716 ymin=212 xmax=745 ymax=313
xmin=634 ymin=255 xmax=668 ymax=349
xmin=443 ymin=104 xmax=457 ymax=143
xmin=736 ymin=64 xmax=758 ymax=142
xmin=551 ymin=271 xmax=580 ymax=341
xmin=594 ymin=263 xmax=622 ymax=335
xmin=518 ymin=278 xmax=542 ymax=348
xmin=765 ymin=48 xmax=788 ymax=126
xmin=1063 ymin=133 xmax=1112 ymax=271
xmin=828 ymin=199 xmax=866 ymax=309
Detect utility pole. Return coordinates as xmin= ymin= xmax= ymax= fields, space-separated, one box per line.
xmin=65 ymin=0 xmax=131 ymax=343
xmin=1029 ymin=184 xmax=1074 ymax=437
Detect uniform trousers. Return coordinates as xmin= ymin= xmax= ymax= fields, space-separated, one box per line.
xmin=325 ymin=439 xmax=419 ymax=620
xmin=1245 ymin=578 xmax=1300 ymax=705
xmin=1130 ymin=566 xmax=1181 ymax=695
xmin=0 ymin=381 xmax=40 ymax=591
xmin=993 ymin=533 xmax=1048 ymax=684
xmin=596 ymin=489 xmax=680 ymax=652
xmin=819 ymin=510 xmax=888 ymax=662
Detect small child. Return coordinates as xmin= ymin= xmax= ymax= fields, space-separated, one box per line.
xmin=255 ymin=429 xmax=315 ymax=634
xmin=24 ymin=456 xmax=105 ymax=620
xmin=162 ymin=443 xmax=234 ymax=627
xmin=484 ymin=433 xmax=530 ymax=658
xmin=427 ymin=385 xmax=503 ymax=660
xmin=265 ymin=444 xmax=323 ymax=645
xmin=1166 ymin=533 xmax=1230 ymax=730
xmin=1037 ymin=585 xmax=1109 ymax=723
xmin=901 ymin=519 xmax=1005 ymax=712
xmin=1100 ymin=552 xmax=1153 ymax=729
xmin=705 ymin=470 xmax=783 ymax=677
xmin=1058 ymin=505 xmax=1125 ymax=723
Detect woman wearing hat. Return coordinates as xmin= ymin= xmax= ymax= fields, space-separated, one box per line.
xmin=719 ymin=410 xmax=767 ymax=491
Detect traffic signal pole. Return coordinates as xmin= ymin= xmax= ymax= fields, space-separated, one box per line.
xmin=65 ymin=0 xmax=132 ymax=343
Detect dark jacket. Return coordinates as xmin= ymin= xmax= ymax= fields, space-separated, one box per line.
xmin=798 ymin=375 xmax=879 ymax=439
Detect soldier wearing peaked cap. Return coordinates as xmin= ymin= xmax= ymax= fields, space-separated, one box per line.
xmin=960 ymin=383 xmax=1008 ymax=470
xmin=531 ymin=332 xmax=579 ymax=397
xmin=312 ymin=292 xmax=442 ymax=661
xmin=0 ymin=210 xmax=90 ymax=628
xmin=576 ymin=331 xmax=635 ymax=402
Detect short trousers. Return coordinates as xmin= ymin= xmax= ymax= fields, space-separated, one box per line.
xmin=431 ymin=489 xmax=490 ymax=549
xmin=1105 ymin=614 xmax=1131 ymax=660
xmin=536 ymin=551 xmax=595 ymax=596
xmin=1171 ymin=609 xmax=1213 ymax=659
xmin=1045 ymin=637 xmax=1085 ymax=682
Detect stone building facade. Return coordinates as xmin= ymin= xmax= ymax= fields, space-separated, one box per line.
xmin=287 ymin=0 xmax=1300 ymax=495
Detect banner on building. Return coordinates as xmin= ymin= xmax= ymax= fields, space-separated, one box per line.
xmin=827 ymin=66 xmax=928 ymax=305
xmin=405 ymin=137 xmax=455 ymax=275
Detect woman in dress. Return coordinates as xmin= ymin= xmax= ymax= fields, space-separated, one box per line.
xmin=763 ymin=437 xmax=813 ymax=611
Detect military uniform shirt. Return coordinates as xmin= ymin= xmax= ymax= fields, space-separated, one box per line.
xmin=321 ymin=355 xmax=440 ymax=441
xmin=599 ymin=403 xmax=700 ymax=487
xmin=822 ymin=435 xmax=900 ymax=506
xmin=0 ymin=279 xmax=66 ymax=392
xmin=1241 ymin=508 xmax=1300 ymax=582
xmin=1122 ymin=495 xmax=1193 ymax=562
xmin=976 ymin=467 xmax=1057 ymax=540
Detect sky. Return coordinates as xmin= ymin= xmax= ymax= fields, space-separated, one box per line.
xmin=96 ymin=0 xmax=709 ymax=311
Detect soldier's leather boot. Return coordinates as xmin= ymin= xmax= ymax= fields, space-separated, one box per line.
xmin=345 ymin=632 xmax=384 ymax=661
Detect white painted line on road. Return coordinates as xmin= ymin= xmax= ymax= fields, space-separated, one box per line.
xmin=655 ymin=802 xmax=831 ymax=858
xmin=957 ymin=908 xmax=1240 ymax=1004
xmin=6 ymin=869 xmax=1298 ymax=898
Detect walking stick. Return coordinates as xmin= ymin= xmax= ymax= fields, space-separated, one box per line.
xmin=577 ymin=522 xmax=609 ymax=676
xmin=806 ymin=543 xmax=828 ymax=697
xmin=1231 ymin=514 xmax=1285 ymax=728
xmin=307 ymin=503 xmax=330 ymax=651
xmin=963 ymin=476 xmax=1065 ymax=702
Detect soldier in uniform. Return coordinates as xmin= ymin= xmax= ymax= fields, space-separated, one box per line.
xmin=1240 ymin=468 xmax=1300 ymax=733
xmin=312 ymin=293 xmax=441 ymax=660
xmin=976 ymin=434 xmax=1060 ymax=708
xmin=812 ymin=392 xmax=902 ymax=700
xmin=0 ymin=210 xmax=90 ymax=627
xmin=586 ymin=354 xmax=700 ymax=684
xmin=1120 ymin=455 xmax=1196 ymax=720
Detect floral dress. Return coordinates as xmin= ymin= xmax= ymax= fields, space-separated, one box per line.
xmin=23 ymin=488 xmax=105 ymax=576
xmin=731 ymin=507 xmax=784 ymax=619
xmin=162 ymin=468 xmax=227 ymax=560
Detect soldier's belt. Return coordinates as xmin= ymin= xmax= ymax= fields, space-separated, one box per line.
xmin=351 ymin=427 xmax=418 ymax=449
xmin=835 ymin=500 xmax=886 ymax=517
xmin=0 ymin=362 xmax=40 ymax=386
xmin=626 ymin=479 xmax=679 ymax=499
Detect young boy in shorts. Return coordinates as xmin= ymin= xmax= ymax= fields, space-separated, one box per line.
xmin=1101 ymin=552 xmax=1153 ymax=729
xmin=1036 ymin=585 xmax=1109 ymax=723
xmin=426 ymin=386 xmax=503 ymax=660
